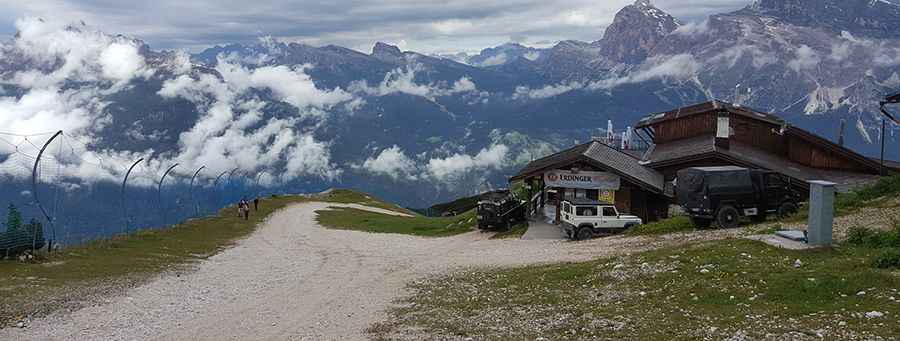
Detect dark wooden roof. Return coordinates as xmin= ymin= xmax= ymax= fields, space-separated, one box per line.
xmin=511 ymin=140 xmax=666 ymax=195
xmin=635 ymin=100 xmax=785 ymax=129
xmin=637 ymin=100 xmax=883 ymax=172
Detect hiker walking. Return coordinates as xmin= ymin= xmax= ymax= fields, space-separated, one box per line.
xmin=241 ymin=199 xmax=250 ymax=220
xmin=253 ymin=197 xmax=259 ymax=211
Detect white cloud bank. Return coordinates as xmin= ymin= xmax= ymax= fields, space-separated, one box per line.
xmin=349 ymin=64 xmax=478 ymax=100
xmin=358 ymin=144 xmax=509 ymax=184
xmin=0 ymin=18 xmax=354 ymax=186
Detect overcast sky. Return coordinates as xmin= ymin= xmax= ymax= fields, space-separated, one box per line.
xmin=0 ymin=0 xmax=748 ymax=54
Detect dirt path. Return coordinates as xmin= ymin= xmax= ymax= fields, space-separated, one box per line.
xmin=0 ymin=202 xmax=741 ymax=341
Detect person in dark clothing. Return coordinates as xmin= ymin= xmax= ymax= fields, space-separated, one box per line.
xmin=253 ymin=197 xmax=259 ymax=211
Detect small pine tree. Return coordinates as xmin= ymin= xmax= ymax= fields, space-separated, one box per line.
xmin=6 ymin=203 xmax=22 ymax=232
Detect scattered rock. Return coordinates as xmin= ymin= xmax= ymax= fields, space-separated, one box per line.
xmin=793 ymin=259 xmax=803 ymax=268
xmin=856 ymin=291 xmax=866 ymax=296
xmin=865 ymin=311 xmax=884 ymax=319
xmin=16 ymin=321 xmax=25 ymax=328
xmin=700 ymin=268 xmax=710 ymax=274
xmin=613 ymin=264 xmax=625 ymax=270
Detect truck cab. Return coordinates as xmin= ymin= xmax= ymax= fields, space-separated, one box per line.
xmin=560 ymin=198 xmax=642 ymax=240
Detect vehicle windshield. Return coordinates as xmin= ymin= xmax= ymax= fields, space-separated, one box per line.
xmin=602 ymin=207 xmax=617 ymax=217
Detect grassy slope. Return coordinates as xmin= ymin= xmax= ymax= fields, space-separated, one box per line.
xmin=0 ymin=189 xmax=399 ymax=326
xmin=373 ymin=177 xmax=900 ymax=340
xmin=377 ymin=240 xmax=899 ymax=340
xmin=316 ymin=207 xmax=476 ymax=237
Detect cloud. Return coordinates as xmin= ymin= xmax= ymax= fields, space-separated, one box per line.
xmin=354 ymin=143 xmax=511 ymax=185
xmin=0 ymin=19 xmax=351 ymax=185
xmin=511 ymin=54 xmax=702 ymax=99
xmin=425 ymin=144 xmax=508 ymax=182
xmin=514 ymin=81 xmax=583 ymax=99
xmin=360 ymin=145 xmax=418 ymax=180
xmin=589 ymin=54 xmax=702 ymax=89
xmin=475 ymin=53 xmax=508 ymax=66
xmin=672 ymin=19 xmax=710 ymax=36
xmin=9 ymin=17 xmax=153 ymax=88
xmin=1 ymin=1 xmax=746 ymax=54
xmin=159 ymin=58 xmax=351 ymax=181
xmin=787 ymin=45 xmax=821 ymax=72
xmin=99 ymin=42 xmax=151 ymax=82
xmin=708 ymin=44 xmax=777 ymax=69
xmin=349 ymin=64 xmax=478 ymax=99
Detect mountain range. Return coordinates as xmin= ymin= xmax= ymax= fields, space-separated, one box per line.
xmin=1 ymin=0 xmax=899 ymax=211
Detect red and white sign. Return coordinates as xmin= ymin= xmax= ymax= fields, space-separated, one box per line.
xmin=544 ymin=169 xmax=620 ymax=190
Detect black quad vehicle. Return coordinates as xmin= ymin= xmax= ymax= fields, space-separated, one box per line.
xmin=676 ymin=166 xmax=801 ymax=229
xmin=476 ymin=190 xmax=527 ymax=231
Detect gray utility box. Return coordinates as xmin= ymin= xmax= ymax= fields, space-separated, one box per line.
xmin=807 ymin=181 xmax=835 ymax=246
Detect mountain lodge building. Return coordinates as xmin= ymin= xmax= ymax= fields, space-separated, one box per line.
xmin=511 ymin=100 xmax=897 ymax=224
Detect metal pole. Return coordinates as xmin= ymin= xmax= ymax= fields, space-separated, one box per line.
xmin=213 ymin=170 xmax=228 ymax=211
xmin=158 ymin=163 xmax=179 ymax=225
xmin=255 ymin=172 xmax=265 ymax=197
xmin=121 ymin=158 xmax=144 ymax=233
xmin=882 ymin=118 xmax=887 ymax=176
xmin=31 ymin=130 xmax=63 ymax=251
xmin=189 ymin=165 xmax=206 ymax=217
xmin=227 ymin=168 xmax=239 ymax=202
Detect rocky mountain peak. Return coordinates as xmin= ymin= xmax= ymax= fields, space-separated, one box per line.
xmin=372 ymin=42 xmax=403 ymax=57
xmin=744 ymin=0 xmax=900 ymax=39
xmin=596 ymin=0 xmax=680 ymax=64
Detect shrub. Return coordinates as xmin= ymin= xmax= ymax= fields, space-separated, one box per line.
xmin=846 ymin=226 xmax=900 ymax=249
xmin=873 ymin=248 xmax=900 ymax=269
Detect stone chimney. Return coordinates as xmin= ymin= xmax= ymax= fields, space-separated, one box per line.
xmin=715 ymin=110 xmax=730 ymax=150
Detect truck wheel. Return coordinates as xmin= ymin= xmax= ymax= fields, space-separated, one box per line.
xmin=690 ymin=217 xmax=712 ymax=229
xmin=716 ymin=206 xmax=740 ymax=229
xmin=576 ymin=227 xmax=593 ymax=241
xmin=777 ymin=202 xmax=798 ymax=219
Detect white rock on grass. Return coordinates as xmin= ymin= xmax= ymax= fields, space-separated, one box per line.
xmin=856 ymin=291 xmax=866 ymax=296
xmin=793 ymin=259 xmax=803 ymax=268
xmin=865 ymin=311 xmax=885 ymax=319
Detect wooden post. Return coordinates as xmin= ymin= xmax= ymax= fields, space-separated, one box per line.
xmin=555 ymin=187 xmax=561 ymax=224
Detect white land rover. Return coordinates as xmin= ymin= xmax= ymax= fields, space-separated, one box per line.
xmin=560 ymin=198 xmax=642 ymax=240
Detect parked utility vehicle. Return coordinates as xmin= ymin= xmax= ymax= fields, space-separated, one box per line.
xmin=560 ymin=198 xmax=642 ymax=240
xmin=676 ymin=166 xmax=800 ymax=229
xmin=476 ymin=190 xmax=526 ymax=231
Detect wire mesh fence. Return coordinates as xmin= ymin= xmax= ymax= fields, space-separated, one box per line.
xmin=0 ymin=131 xmax=269 ymax=254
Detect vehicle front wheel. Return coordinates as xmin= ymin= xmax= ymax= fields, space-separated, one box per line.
xmin=777 ymin=202 xmax=798 ymax=219
xmin=716 ymin=206 xmax=740 ymax=229
xmin=690 ymin=217 xmax=712 ymax=229
xmin=576 ymin=227 xmax=594 ymax=241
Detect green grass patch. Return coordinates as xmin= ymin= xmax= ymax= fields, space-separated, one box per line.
xmin=375 ymin=239 xmax=900 ymax=340
xmin=0 ymin=189 xmax=400 ymax=327
xmin=313 ymin=189 xmax=415 ymax=215
xmin=626 ymin=215 xmax=694 ymax=236
xmin=316 ymin=207 xmax=475 ymax=237
xmin=490 ymin=222 xmax=528 ymax=239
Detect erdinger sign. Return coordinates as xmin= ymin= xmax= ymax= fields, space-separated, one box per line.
xmin=544 ymin=170 xmax=620 ymax=190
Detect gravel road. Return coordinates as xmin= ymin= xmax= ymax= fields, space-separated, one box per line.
xmin=0 ymin=202 xmax=740 ymax=341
